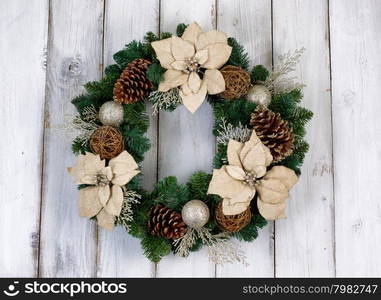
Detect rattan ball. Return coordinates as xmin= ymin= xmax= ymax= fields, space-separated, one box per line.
xmin=220 ymin=65 xmax=251 ymax=100
xmin=90 ymin=126 xmax=124 ymax=160
xmin=215 ymin=202 xmax=251 ymax=232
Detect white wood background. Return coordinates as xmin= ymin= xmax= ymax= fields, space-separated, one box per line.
xmin=0 ymin=0 xmax=380 ymax=278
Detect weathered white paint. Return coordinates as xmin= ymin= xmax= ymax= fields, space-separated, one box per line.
xmin=1 ymin=0 xmax=381 ymax=278
xmin=39 ymin=0 xmax=104 ymax=277
xmin=0 ymin=0 xmax=48 ymax=277
xmin=272 ymin=0 xmax=335 ymax=277
xmin=96 ymin=0 xmax=159 ymax=277
xmin=216 ymin=0 xmax=274 ymax=277
xmin=330 ymin=0 xmax=381 ymax=277
xmin=156 ymin=0 xmax=217 ymax=277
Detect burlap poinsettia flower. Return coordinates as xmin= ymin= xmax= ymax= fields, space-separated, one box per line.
xmin=152 ymin=22 xmax=232 ymax=113
xmin=68 ymin=151 xmax=140 ymax=230
xmin=207 ymin=130 xmax=298 ymax=219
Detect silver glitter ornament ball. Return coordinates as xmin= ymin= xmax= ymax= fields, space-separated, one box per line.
xmin=181 ymin=200 xmax=210 ymax=229
xmin=247 ymin=84 xmax=271 ymax=106
xmin=98 ymin=101 xmax=124 ymax=126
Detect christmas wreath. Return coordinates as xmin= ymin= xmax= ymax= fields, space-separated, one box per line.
xmin=67 ymin=22 xmax=312 ymax=264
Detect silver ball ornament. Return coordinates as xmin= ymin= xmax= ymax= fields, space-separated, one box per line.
xmin=181 ymin=200 xmax=210 ymax=229
xmin=247 ymin=84 xmax=271 ymax=106
xmin=98 ymin=101 xmax=124 ymax=126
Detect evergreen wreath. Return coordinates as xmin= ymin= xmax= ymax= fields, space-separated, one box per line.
xmin=67 ymin=22 xmax=312 ymax=264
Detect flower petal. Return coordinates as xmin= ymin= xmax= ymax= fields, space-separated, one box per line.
xmin=204 ymin=69 xmax=225 ymax=94
xmin=100 ymin=166 xmax=113 ymax=181
xmin=158 ymin=70 xmax=188 ymax=92
xmin=222 ymin=186 xmax=255 ymax=215
xmin=180 ymin=82 xmax=192 ymax=96
xmin=179 ymin=79 xmax=207 ymax=113
xmin=202 ymin=43 xmax=232 ymax=69
xmin=225 ymin=165 xmax=246 ymax=181
xmin=257 ymin=198 xmax=286 ymax=220
xmin=104 ymin=185 xmax=124 ymax=216
xmin=181 ymin=22 xmax=203 ymax=45
xmin=98 ymin=185 xmax=110 ymax=207
xmin=256 ymin=178 xmax=288 ymax=204
xmin=109 ymin=151 xmax=138 ymax=174
xmin=188 ymin=72 xmax=201 ymax=93
xmin=109 ymin=150 xmax=140 ymax=185
xmin=227 ymin=139 xmax=244 ymax=168
xmin=194 ymin=49 xmax=208 ymax=65
xmin=171 ymin=60 xmax=187 ymax=71
xmin=207 ymin=166 xmax=249 ymax=200
xmin=68 ymin=152 xmax=105 ymax=185
xmin=195 ymin=29 xmax=228 ymax=50
xmin=96 ymin=209 xmax=115 ymax=231
xmin=112 ymin=170 xmax=140 ymax=186
xmin=171 ymin=36 xmax=195 ymax=61
xmin=264 ymin=166 xmax=298 ymax=189
xmin=240 ymin=131 xmax=273 ymax=177
xmin=78 ymin=187 xmax=103 ymax=218
xmin=151 ymin=37 xmax=175 ymax=69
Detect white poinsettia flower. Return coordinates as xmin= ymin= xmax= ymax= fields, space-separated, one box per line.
xmin=207 ymin=130 xmax=298 ymax=219
xmin=152 ymin=22 xmax=232 ymax=113
xmin=68 ymin=151 xmax=140 ymax=230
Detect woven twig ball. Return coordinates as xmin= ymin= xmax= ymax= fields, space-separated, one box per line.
xmin=90 ymin=126 xmax=124 ymax=160
xmin=220 ymin=65 xmax=251 ymax=99
xmin=215 ymin=202 xmax=251 ymax=232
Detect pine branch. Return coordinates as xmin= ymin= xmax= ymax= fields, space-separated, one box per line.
xmin=251 ymin=65 xmax=270 ymax=83
xmin=176 ymin=23 xmax=188 ymax=36
xmin=141 ymin=234 xmax=172 ymax=263
xmin=226 ymin=37 xmax=250 ymax=71
xmin=151 ymin=176 xmax=190 ymax=211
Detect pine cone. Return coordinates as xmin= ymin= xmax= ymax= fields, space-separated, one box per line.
xmin=220 ymin=65 xmax=251 ymax=99
xmin=250 ymin=107 xmax=294 ymax=162
xmin=113 ymin=58 xmax=152 ymax=104
xmin=148 ymin=204 xmax=187 ymax=239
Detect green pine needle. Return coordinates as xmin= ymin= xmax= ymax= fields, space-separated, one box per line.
xmin=226 ymin=37 xmax=250 ymax=71
xmin=176 ymin=23 xmax=188 ymax=36
xmin=251 ymin=65 xmax=270 ymax=82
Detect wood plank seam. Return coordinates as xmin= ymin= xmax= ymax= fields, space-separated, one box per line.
xmin=37 ymin=0 xmax=52 ymax=278
xmin=153 ymin=0 xmax=162 ymax=278
xmin=95 ymin=0 xmax=107 ymax=278
xmin=269 ymin=6 xmax=277 ymax=272
xmin=326 ymin=0 xmax=337 ymax=278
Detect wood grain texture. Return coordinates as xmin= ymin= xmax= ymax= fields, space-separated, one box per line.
xmin=272 ymin=0 xmax=335 ymax=277
xmin=156 ymin=0 xmax=217 ymax=277
xmin=216 ymin=0 xmax=274 ymax=277
xmin=97 ymin=0 xmax=159 ymax=277
xmin=330 ymin=0 xmax=381 ymax=277
xmin=39 ymin=0 xmax=104 ymax=277
xmin=1 ymin=0 xmax=381 ymax=278
xmin=0 ymin=0 xmax=48 ymax=277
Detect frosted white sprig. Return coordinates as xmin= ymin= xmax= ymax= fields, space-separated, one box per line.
xmin=173 ymin=227 xmax=248 ymax=266
xmin=115 ymin=189 xmax=142 ymax=230
xmin=148 ymin=88 xmax=182 ymax=115
xmin=265 ymin=48 xmax=306 ymax=94
xmin=62 ymin=105 xmax=100 ymax=146
xmin=216 ymin=118 xmax=252 ymax=146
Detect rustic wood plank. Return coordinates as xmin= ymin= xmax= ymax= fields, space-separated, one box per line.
xmin=216 ymin=0 xmax=274 ymax=277
xmin=39 ymin=0 xmax=104 ymax=277
xmin=272 ymin=0 xmax=335 ymax=277
xmin=156 ymin=0 xmax=217 ymax=277
xmin=330 ymin=0 xmax=381 ymax=277
xmin=0 ymin=0 xmax=49 ymax=277
xmin=96 ymin=0 xmax=159 ymax=277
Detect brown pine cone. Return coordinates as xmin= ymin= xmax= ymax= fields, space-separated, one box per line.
xmin=250 ymin=107 xmax=294 ymax=162
xmin=148 ymin=204 xmax=187 ymax=239
xmin=220 ymin=65 xmax=251 ymax=99
xmin=113 ymin=58 xmax=152 ymax=104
